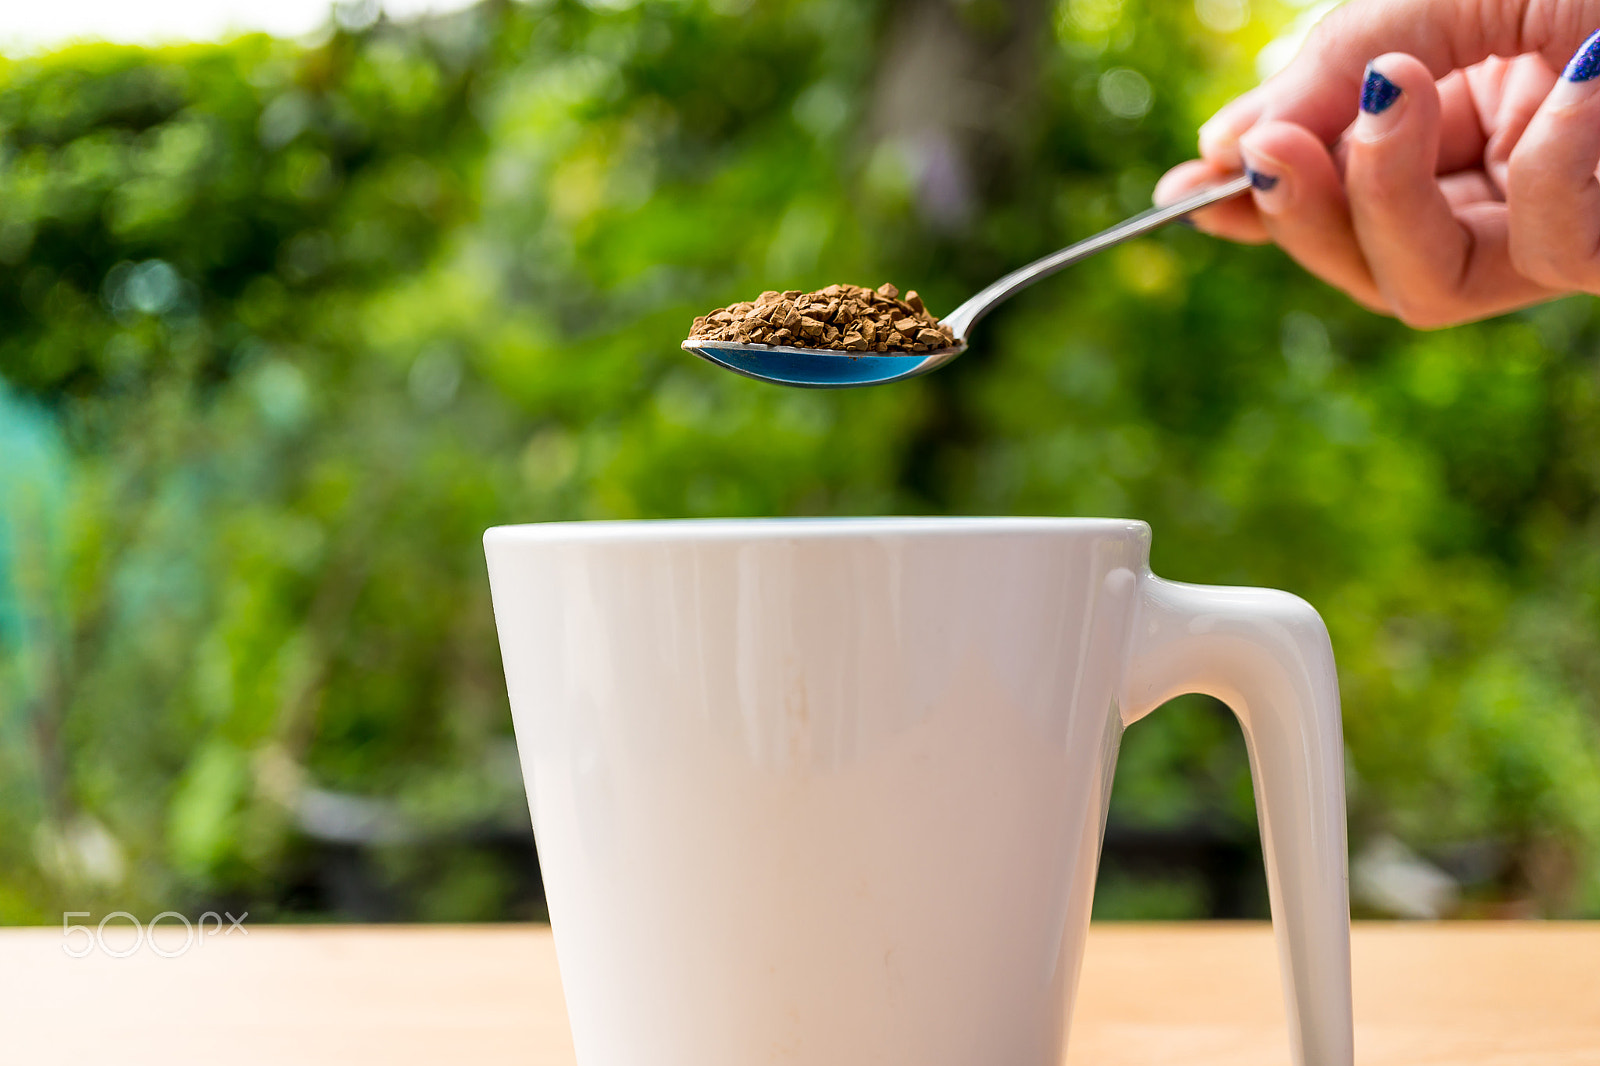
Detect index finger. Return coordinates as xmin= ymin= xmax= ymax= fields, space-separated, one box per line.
xmin=1153 ymin=159 xmax=1270 ymax=243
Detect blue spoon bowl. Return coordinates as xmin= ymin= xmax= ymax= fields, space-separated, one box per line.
xmin=680 ymin=338 xmax=968 ymax=389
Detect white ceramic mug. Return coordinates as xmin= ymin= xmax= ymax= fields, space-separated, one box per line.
xmin=485 ymin=517 xmax=1352 ymax=1066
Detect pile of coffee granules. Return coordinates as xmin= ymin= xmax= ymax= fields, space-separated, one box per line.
xmin=688 ymin=283 xmax=957 ymax=353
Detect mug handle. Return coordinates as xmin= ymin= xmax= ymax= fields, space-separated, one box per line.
xmin=1122 ymin=574 xmax=1353 ymax=1066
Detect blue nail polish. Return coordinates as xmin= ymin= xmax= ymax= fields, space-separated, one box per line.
xmin=1564 ymin=27 xmax=1600 ymax=82
xmin=1360 ymin=65 xmax=1401 ymax=114
xmin=1247 ymin=169 xmax=1279 ymax=192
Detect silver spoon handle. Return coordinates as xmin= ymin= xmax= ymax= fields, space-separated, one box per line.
xmin=941 ymin=173 xmax=1253 ymax=339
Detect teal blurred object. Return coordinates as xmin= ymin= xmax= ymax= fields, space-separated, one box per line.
xmin=0 ymin=379 xmax=70 ymax=656
xmin=0 ymin=0 xmax=1597 ymax=924
xmin=0 ymin=379 xmax=73 ymax=918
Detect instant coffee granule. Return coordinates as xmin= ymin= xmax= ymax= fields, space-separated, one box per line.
xmin=689 ymin=283 xmax=957 ymax=353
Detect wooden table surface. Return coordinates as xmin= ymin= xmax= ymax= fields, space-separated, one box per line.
xmin=4 ymin=922 xmax=1597 ymax=1064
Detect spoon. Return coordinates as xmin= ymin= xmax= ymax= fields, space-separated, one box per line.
xmin=682 ymin=173 xmax=1252 ymax=388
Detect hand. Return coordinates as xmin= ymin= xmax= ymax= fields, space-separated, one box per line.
xmin=1156 ymin=1 xmax=1600 ymax=327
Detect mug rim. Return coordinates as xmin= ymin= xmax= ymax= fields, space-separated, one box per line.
xmin=484 ymin=516 xmax=1151 ymax=545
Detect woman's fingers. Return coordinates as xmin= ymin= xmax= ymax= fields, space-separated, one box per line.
xmin=1346 ymin=54 xmax=1555 ymax=326
xmin=1201 ymin=0 xmax=1600 ymax=166
xmin=1167 ymin=8 xmax=1597 ymax=318
xmin=1508 ymin=29 xmax=1600 ymax=290
xmin=1235 ymin=120 xmax=1388 ymax=312
xmin=1153 ymin=159 xmax=1269 ymax=243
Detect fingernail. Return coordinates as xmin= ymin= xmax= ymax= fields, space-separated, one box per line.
xmin=1247 ymin=168 xmax=1279 ymax=192
xmin=1564 ymin=27 xmax=1600 ymax=81
xmin=1360 ymin=64 xmax=1402 ymax=114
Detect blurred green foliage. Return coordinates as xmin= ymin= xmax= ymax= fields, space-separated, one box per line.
xmin=2 ymin=0 xmax=1600 ymax=923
